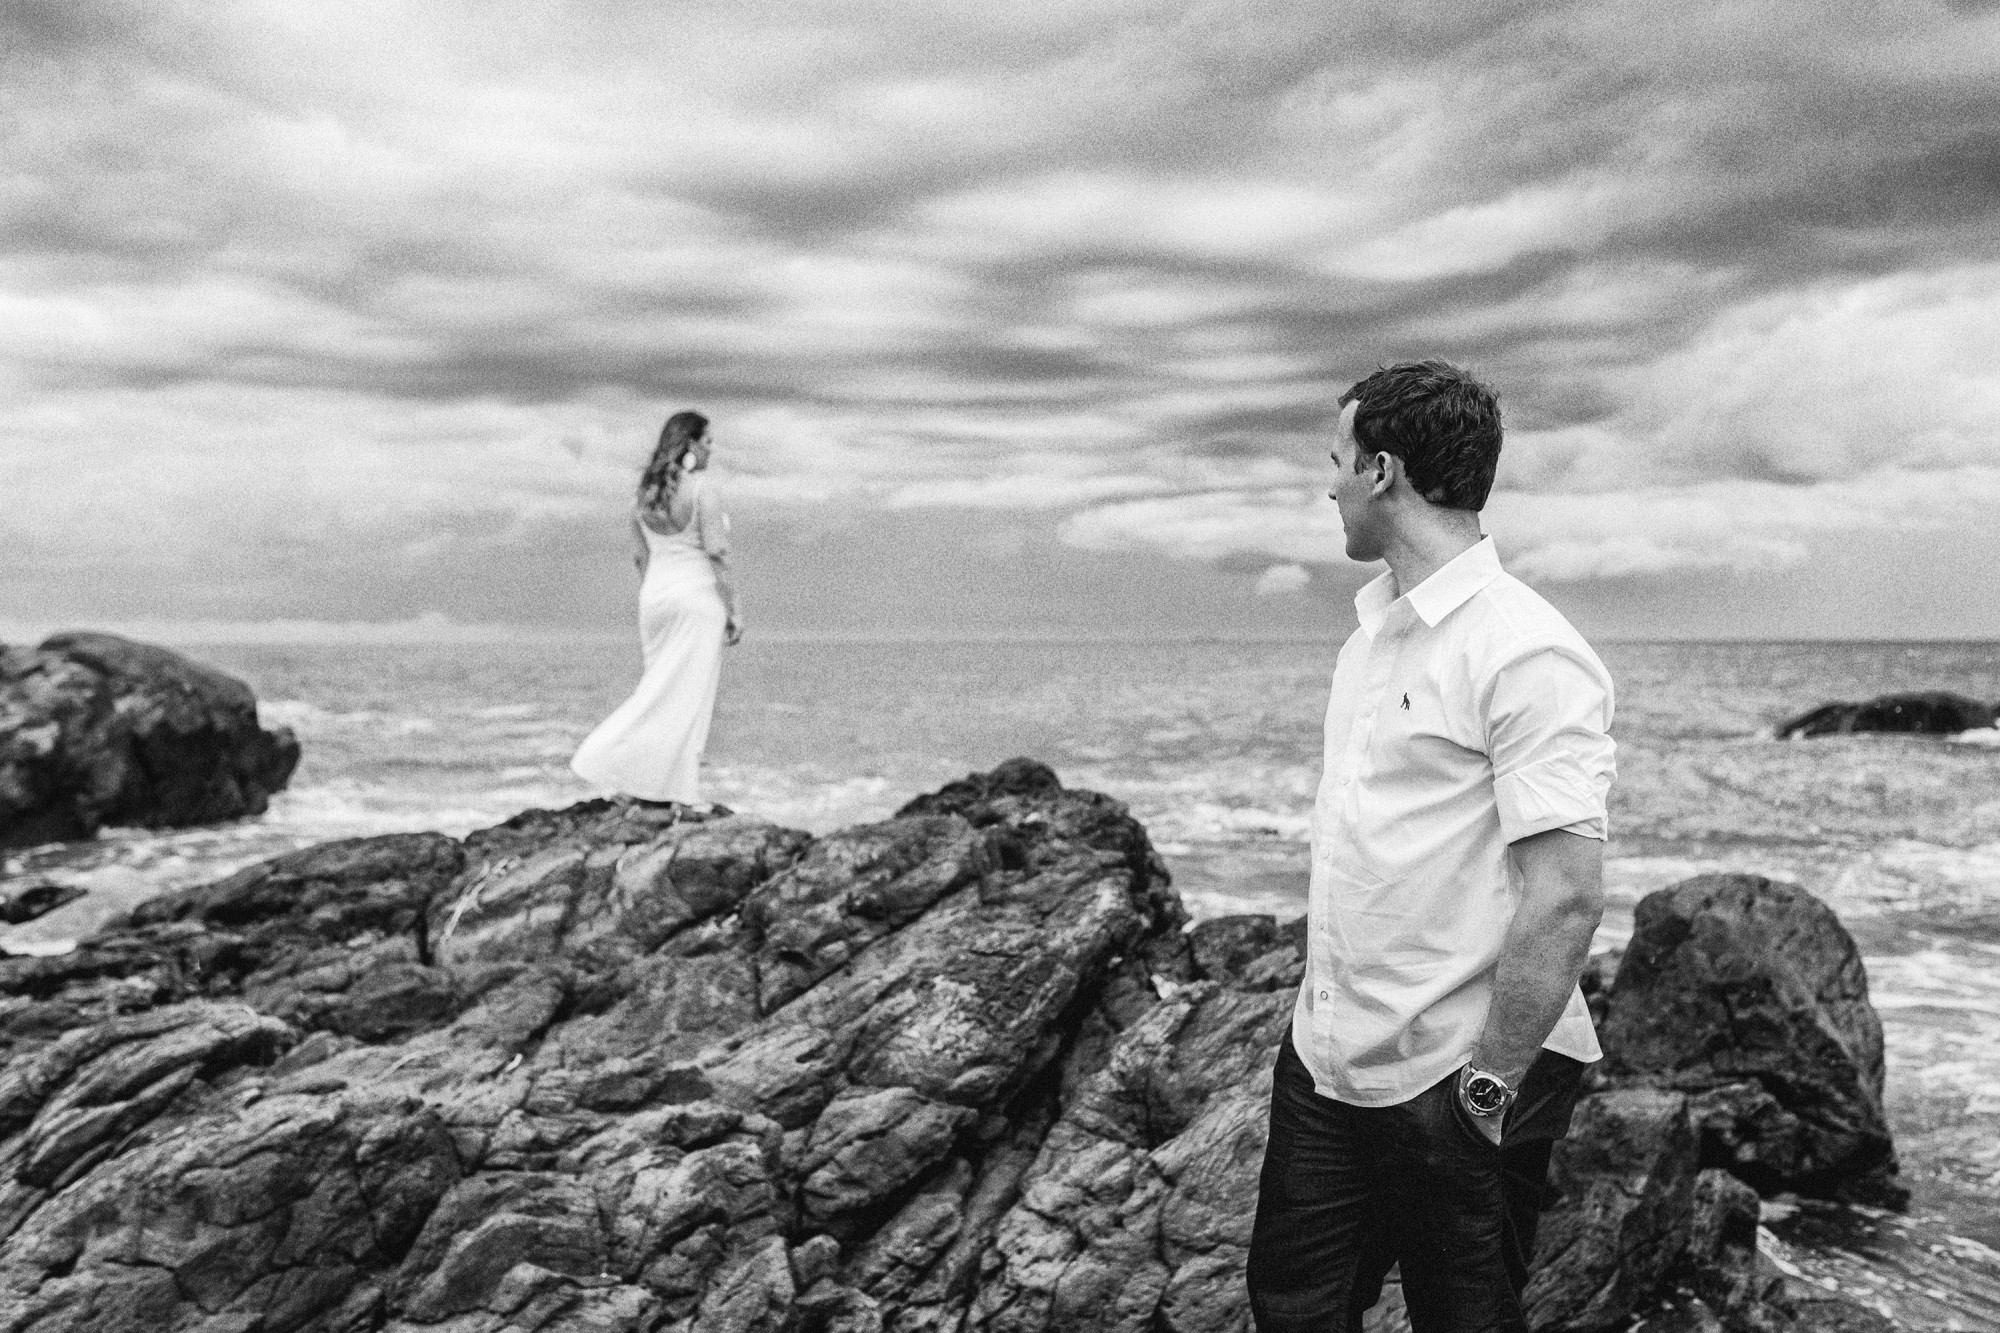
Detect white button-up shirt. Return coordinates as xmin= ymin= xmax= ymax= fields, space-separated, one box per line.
xmin=1293 ymin=537 xmax=1616 ymax=1106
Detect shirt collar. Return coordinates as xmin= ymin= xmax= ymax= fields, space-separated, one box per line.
xmin=1352 ymin=536 xmax=1503 ymax=637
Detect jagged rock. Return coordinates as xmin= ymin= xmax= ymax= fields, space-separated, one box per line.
xmin=1529 ymin=1158 xmax=1789 ymax=1333
xmin=0 ymin=832 xmax=467 ymax=1067
xmin=0 ymin=762 xmax=1193 ymax=1332
xmin=0 ymin=632 xmax=301 ymax=847
xmin=798 ymin=1088 xmax=976 ymax=1236
xmin=1524 ymin=1088 xmax=1701 ymax=1331
xmin=0 ymin=762 xmax=1909 ymax=1333
xmin=395 ymin=1174 xmax=611 ymax=1321
xmin=1677 ymin=1169 xmax=1791 ymax=1330
xmin=966 ymin=982 xmax=1291 ymax=1333
xmin=432 ymin=811 xmax=812 ymax=969
xmin=738 ymin=817 xmax=994 ymax=1012
xmin=1776 ymin=690 xmax=1995 ymax=739
xmin=1599 ymin=874 xmax=1901 ymax=1205
xmin=1184 ymin=915 xmax=1305 ymax=993
xmin=0 ymin=1049 xmax=461 ymax=1330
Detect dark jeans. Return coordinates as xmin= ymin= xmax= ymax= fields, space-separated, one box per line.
xmin=1246 ymin=1036 xmax=1586 ymax=1333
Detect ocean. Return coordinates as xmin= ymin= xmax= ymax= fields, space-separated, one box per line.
xmin=4 ymin=636 xmax=1999 ymax=1243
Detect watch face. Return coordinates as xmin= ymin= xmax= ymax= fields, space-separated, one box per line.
xmin=1464 ymin=1073 xmax=1509 ymax=1115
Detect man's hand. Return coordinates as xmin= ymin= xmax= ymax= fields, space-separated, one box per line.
xmin=1463 ymin=1100 xmax=1503 ymax=1146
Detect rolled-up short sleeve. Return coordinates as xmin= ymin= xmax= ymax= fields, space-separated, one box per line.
xmin=1485 ymin=643 xmax=1616 ymax=843
xmin=694 ymin=478 xmax=731 ymax=557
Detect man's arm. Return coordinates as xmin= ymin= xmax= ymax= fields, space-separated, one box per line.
xmin=1464 ymin=827 xmax=1605 ymax=1143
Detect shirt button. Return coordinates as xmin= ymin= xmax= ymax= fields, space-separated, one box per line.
xmin=1317 ymin=989 xmax=1331 ymax=1001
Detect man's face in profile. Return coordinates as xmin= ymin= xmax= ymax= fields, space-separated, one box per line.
xmin=1328 ymin=400 xmax=1381 ymax=562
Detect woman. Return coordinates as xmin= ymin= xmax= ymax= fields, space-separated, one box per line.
xmin=571 ymin=410 xmax=742 ymax=806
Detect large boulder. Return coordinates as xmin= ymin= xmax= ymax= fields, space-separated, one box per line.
xmin=0 ymin=632 xmax=300 ymax=847
xmin=1776 ymin=690 xmax=1994 ymax=739
xmin=1598 ymin=873 xmax=1900 ymax=1206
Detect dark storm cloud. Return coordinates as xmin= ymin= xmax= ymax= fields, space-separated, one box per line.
xmin=5 ymin=0 xmax=2000 ymax=626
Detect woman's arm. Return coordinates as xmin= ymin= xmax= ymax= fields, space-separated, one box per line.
xmin=630 ymin=513 xmax=650 ymax=579
xmin=709 ymin=553 xmax=743 ymax=646
xmin=694 ymin=479 xmax=742 ymax=645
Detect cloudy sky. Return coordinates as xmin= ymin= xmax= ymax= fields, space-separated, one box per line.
xmin=5 ymin=0 xmax=1999 ymax=643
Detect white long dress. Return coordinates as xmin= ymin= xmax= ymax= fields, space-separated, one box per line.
xmin=571 ymin=475 xmax=729 ymax=803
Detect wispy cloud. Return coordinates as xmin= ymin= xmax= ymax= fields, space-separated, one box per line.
xmin=1253 ymin=563 xmax=1312 ymax=597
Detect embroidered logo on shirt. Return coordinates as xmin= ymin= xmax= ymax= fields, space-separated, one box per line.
xmin=1400 ymin=693 xmax=1411 ymax=710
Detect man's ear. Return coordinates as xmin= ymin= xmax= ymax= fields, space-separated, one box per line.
xmin=1370 ymin=452 xmax=1398 ymax=498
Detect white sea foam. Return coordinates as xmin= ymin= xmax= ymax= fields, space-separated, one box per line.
xmin=258 ymin=699 xmax=332 ymax=727
xmin=1064 ymin=763 xmax=1316 ymax=853
xmin=705 ymin=769 xmax=900 ymax=834
xmin=259 ymin=700 xmax=437 ymax=736
xmin=0 ymin=865 xmax=160 ymax=955
xmin=1176 ymin=883 xmax=1307 ymax=923
xmin=1873 ymin=995 xmax=2000 ymax=1017
xmin=0 ymin=939 xmax=76 ymax=957
xmin=265 ymin=782 xmax=576 ymax=839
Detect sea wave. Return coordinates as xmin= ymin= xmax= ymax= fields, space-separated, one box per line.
xmin=1144 ymin=802 xmax=1312 ymax=845
xmin=265 ymin=780 xmax=584 ymax=839
xmin=705 ymin=768 xmax=900 ymax=834
xmin=259 ymin=700 xmax=438 ymax=736
xmin=471 ymin=703 xmax=542 ymax=720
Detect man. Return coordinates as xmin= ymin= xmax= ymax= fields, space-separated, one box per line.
xmin=1245 ymin=360 xmax=1616 ymax=1333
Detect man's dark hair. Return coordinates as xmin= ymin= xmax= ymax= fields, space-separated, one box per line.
xmin=1338 ymin=360 xmax=1502 ymax=511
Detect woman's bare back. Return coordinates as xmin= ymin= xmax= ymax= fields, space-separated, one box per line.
xmin=637 ymin=477 xmax=700 ymax=536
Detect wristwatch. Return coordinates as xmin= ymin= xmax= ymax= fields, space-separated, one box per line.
xmin=1458 ymin=1064 xmax=1517 ymax=1119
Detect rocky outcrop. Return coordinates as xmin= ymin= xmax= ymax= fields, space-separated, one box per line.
xmin=0 ymin=761 xmax=1906 ymax=1333
xmin=1599 ymin=873 xmax=1900 ymax=1207
xmin=0 ymin=760 xmax=1191 ymax=1332
xmin=0 ymin=632 xmax=301 ymax=848
xmin=1521 ymin=1097 xmax=1795 ymax=1333
xmin=1776 ymin=691 xmax=1995 ymax=739
xmin=1516 ymin=872 xmax=1914 ymax=1333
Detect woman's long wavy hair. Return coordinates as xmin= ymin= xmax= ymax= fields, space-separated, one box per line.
xmin=637 ymin=410 xmax=709 ymax=517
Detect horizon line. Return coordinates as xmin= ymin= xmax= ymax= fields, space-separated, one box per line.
xmin=5 ymin=618 xmax=1999 ymax=650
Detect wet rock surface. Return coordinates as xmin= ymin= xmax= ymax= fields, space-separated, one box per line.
xmin=1776 ymin=691 xmax=1996 ymax=739
xmin=0 ymin=633 xmax=301 ymax=848
xmin=0 ymin=760 xmax=1965 ymax=1332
